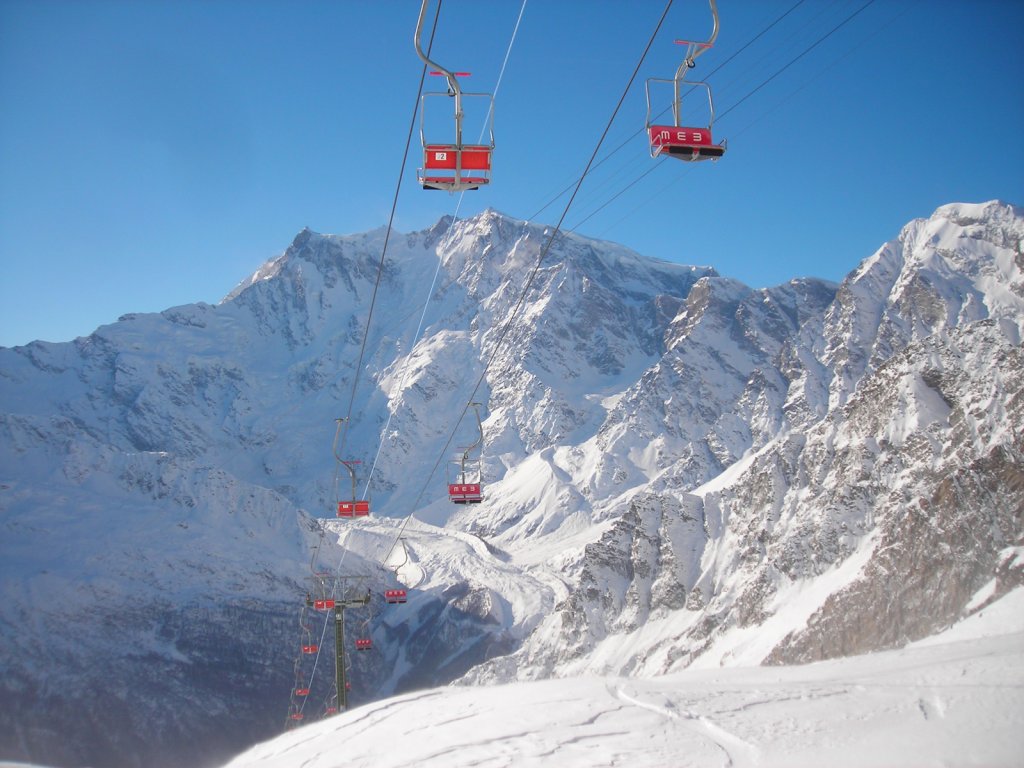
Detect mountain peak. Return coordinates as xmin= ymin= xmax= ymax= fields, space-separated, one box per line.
xmin=289 ymin=225 xmax=331 ymax=251
xmin=932 ymin=199 xmax=1023 ymax=225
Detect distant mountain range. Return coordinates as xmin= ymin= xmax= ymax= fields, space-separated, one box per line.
xmin=1 ymin=200 xmax=1020 ymax=768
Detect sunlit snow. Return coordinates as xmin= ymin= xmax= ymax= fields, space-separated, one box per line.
xmin=222 ymin=588 xmax=1024 ymax=768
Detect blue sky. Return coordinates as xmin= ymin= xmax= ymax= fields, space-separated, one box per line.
xmin=1 ymin=0 xmax=1021 ymax=348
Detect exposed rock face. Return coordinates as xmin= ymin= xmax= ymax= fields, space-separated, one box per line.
xmin=767 ymin=324 xmax=1024 ymax=662
xmin=460 ymin=201 xmax=1023 ymax=683
xmin=538 ymin=493 xmax=708 ymax=674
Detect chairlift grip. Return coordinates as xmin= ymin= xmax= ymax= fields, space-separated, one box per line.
xmin=415 ymin=0 xmax=464 ymax=148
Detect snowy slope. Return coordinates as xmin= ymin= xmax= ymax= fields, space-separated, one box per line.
xmin=222 ymin=588 xmax=1024 ymax=768
xmin=1 ymin=201 xmax=1021 ymax=768
xmin=0 ymin=211 xmax=713 ymax=767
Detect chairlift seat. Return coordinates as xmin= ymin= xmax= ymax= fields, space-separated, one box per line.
xmin=424 ymin=145 xmax=492 ymax=170
xmin=649 ymin=125 xmax=725 ymax=161
xmin=338 ymin=500 xmax=370 ymax=518
xmin=421 ymin=176 xmax=489 ymax=192
xmin=448 ymin=483 xmax=483 ymax=504
xmin=420 ymin=145 xmax=491 ymax=191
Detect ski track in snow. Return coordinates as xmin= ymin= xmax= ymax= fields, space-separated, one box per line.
xmin=609 ymin=681 xmax=758 ymax=768
xmin=217 ymin=594 xmax=1024 ymax=768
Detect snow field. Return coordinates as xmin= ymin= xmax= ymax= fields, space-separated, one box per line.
xmin=222 ymin=587 xmax=1024 ymax=768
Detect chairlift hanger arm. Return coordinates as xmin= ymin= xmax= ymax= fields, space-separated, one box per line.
xmin=332 ymin=416 xmax=363 ymax=508
xmin=415 ymin=0 xmax=461 ymax=99
xmin=464 ymin=401 xmax=484 ymax=455
xmin=677 ymin=0 xmax=720 ymax=68
xmin=672 ymin=0 xmax=720 ymax=123
xmin=459 ymin=401 xmax=484 ymax=467
xmin=333 ymin=419 xmax=356 ymax=479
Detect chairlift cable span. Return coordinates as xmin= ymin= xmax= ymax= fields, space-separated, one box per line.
xmin=340 ymin=0 xmax=801 ymax=452
xmin=571 ymin=0 xmax=880 ymax=236
xmin=287 ymin=0 xmax=531 ymax=726
xmin=360 ymin=0 xmax=528 ymax=501
xmin=297 ymin=0 xmax=884 ymax=728
xmin=332 ymin=0 xmax=442 ymax=469
xmin=291 ymin=0 xmax=875 ymax=725
xmin=529 ymin=0 xmax=807 ymax=224
xmin=382 ymin=0 xmax=676 ymax=566
xmin=285 ymin=1 xmax=443 ymax=728
xmin=380 ymin=0 xmax=865 ymax=570
xmin=717 ymin=0 xmax=876 ymax=123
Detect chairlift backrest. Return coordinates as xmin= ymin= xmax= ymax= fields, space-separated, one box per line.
xmin=337 ymin=500 xmax=370 ymax=517
xmin=448 ymin=482 xmax=483 ymax=504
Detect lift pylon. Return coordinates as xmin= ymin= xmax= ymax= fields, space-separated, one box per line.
xmin=307 ymin=575 xmax=371 ymax=714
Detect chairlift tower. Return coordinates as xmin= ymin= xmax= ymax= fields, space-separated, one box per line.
xmin=308 ymin=575 xmax=371 ymax=713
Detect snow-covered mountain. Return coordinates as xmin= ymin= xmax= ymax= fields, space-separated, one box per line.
xmin=1 ymin=201 xmax=1021 ymax=768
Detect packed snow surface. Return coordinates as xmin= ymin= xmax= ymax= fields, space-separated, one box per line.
xmin=222 ymin=588 xmax=1024 ymax=768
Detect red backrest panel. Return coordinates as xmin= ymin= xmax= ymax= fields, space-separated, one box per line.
xmin=449 ymin=483 xmax=482 ymax=495
xmin=460 ymin=148 xmax=491 ymax=170
xmin=649 ymin=125 xmax=712 ymax=147
xmin=425 ymin=147 xmax=457 ymax=169
xmin=424 ymin=146 xmax=492 ymax=170
xmin=339 ymin=501 xmax=369 ymax=517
